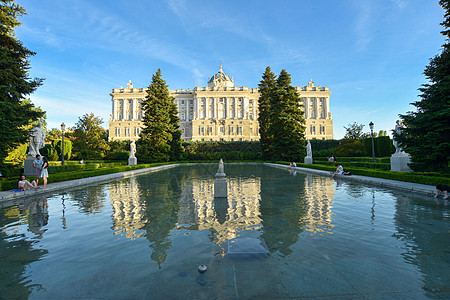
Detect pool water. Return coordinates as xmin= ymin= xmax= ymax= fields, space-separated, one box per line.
xmin=0 ymin=164 xmax=449 ymax=299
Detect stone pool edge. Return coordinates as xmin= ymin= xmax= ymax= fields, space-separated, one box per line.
xmin=0 ymin=164 xmax=179 ymax=204
xmin=265 ymin=163 xmax=436 ymax=196
xmin=0 ymin=162 xmax=436 ymax=205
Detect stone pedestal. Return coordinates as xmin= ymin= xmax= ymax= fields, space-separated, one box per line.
xmin=214 ymin=159 xmax=227 ymax=198
xmin=23 ymin=155 xmax=37 ymax=177
xmin=390 ymin=154 xmax=412 ymax=172
xmin=214 ymin=178 xmax=227 ymax=198
xmin=304 ymin=156 xmax=313 ymax=164
xmin=128 ymin=157 xmax=137 ymax=166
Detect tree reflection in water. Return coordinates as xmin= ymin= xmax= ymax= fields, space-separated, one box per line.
xmin=0 ymin=199 xmax=49 ymax=299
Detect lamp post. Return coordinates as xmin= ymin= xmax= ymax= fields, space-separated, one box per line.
xmin=369 ymin=121 xmax=375 ymax=163
xmin=61 ymin=122 xmax=66 ymax=166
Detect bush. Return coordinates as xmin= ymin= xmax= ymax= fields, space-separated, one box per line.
xmin=5 ymin=143 xmax=28 ymax=162
xmin=376 ymin=136 xmax=393 ymax=157
xmin=182 ymin=141 xmax=261 ymax=161
xmin=315 ymin=157 xmax=391 ymax=163
xmin=104 ymin=151 xmax=130 ymax=161
xmin=334 ymin=139 xmax=366 ymax=157
xmin=310 ymin=139 xmax=340 ymax=151
xmin=278 ymin=161 xmax=450 ymax=186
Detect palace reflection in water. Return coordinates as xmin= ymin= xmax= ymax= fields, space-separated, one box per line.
xmin=108 ymin=165 xmax=336 ymax=258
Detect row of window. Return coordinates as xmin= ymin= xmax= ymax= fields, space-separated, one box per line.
xmin=114 ymin=127 xmax=140 ymax=136
xmin=309 ymin=125 xmax=327 ymax=135
xmin=198 ymin=126 xmax=252 ymax=135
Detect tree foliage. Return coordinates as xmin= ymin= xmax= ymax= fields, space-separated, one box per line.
xmin=0 ymin=0 xmax=45 ymax=165
xmin=70 ymin=113 xmax=110 ymax=159
xmin=396 ymin=0 xmax=450 ymax=172
xmin=343 ymin=122 xmax=368 ymax=140
xmin=137 ymin=69 xmax=183 ymax=163
xmin=258 ymin=66 xmax=277 ymax=160
xmin=266 ymin=69 xmax=306 ymax=161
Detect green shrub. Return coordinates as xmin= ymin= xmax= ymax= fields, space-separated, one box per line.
xmin=278 ymin=161 xmax=450 ymax=186
xmin=334 ymin=140 xmax=366 ymax=157
xmin=0 ymin=162 xmax=171 ymax=191
xmin=309 ymin=139 xmax=340 ymax=151
xmin=5 ymin=143 xmax=28 ymax=162
xmin=104 ymin=150 xmax=130 ymax=160
xmin=376 ymin=136 xmax=393 ymax=157
xmin=315 ymin=157 xmax=391 ymax=163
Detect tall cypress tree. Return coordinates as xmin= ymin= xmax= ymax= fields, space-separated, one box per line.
xmin=397 ymin=0 xmax=450 ymax=172
xmin=258 ymin=66 xmax=277 ymax=160
xmin=137 ymin=69 xmax=179 ymax=162
xmin=0 ymin=1 xmax=45 ymax=165
xmin=267 ymin=69 xmax=306 ymax=162
xmin=168 ymin=96 xmax=183 ymax=161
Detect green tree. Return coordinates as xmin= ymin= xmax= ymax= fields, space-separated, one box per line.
xmin=258 ymin=66 xmax=277 ymax=160
xmin=70 ymin=113 xmax=110 ymax=159
xmin=378 ymin=130 xmax=387 ymax=137
xmin=267 ymin=69 xmax=306 ymax=161
xmin=343 ymin=122 xmax=369 ymax=140
xmin=168 ymin=94 xmax=184 ymax=161
xmin=46 ymin=128 xmax=62 ymax=142
xmin=397 ymin=0 xmax=450 ymax=172
xmin=0 ymin=1 xmax=45 ymax=166
xmin=137 ymin=69 xmax=181 ymax=162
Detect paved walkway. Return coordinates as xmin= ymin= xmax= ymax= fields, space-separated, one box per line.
xmin=0 ymin=164 xmax=177 ymax=206
xmin=265 ymin=163 xmax=436 ymax=195
xmin=0 ymin=163 xmax=436 ymax=207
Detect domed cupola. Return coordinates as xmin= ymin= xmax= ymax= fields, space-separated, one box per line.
xmin=208 ymin=63 xmax=234 ymax=88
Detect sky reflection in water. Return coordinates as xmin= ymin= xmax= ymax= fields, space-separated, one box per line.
xmin=0 ymin=164 xmax=449 ymax=299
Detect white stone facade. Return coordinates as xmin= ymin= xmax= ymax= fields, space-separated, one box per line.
xmin=108 ymin=66 xmax=333 ymax=141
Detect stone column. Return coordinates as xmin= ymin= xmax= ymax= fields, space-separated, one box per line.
xmin=113 ymin=99 xmax=117 ymax=120
xmin=234 ymin=98 xmax=238 ymax=119
xmin=244 ymin=97 xmax=249 ymax=119
xmin=123 ymin=99 xmax=127 ymax=120
xmin=224 ymin=97 xmax=227 ymax=119
xmin=326 ymin=97 xmax=330 ymax=119
xmin=252 ymin=100 xmax=256 ymax=120
xmin=314 ymin=98 xmax=319 ymax=119
xmin=194 ymin=96 xmax=199 ymax=120
xmin=304 ymin=98 xmax=309 ymax=119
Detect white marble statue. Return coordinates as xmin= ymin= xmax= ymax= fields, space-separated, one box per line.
xmin=129 ymin=141 xmax=136 ymax=158
xmin=306 ymin=140 xmax=312 ymax=157
xmin=217 ymin=159 xmax=225 ymax=174
xmin=28 ymin=122 xmax=46 ymax=156
xmin=393 ymin=120 xmax=406 ymax=156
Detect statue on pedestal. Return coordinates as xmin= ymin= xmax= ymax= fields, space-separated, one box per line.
xmin=391 ymin=120 xmax=411 ymax=172
xmin=304 ymin=140 xmax=313 ymax=164
xmin=393 ymin=120 xmax=406 ymax=156
xmin=306 ymin=140 xmax=312 ymax=157
xmin=129 ymin=141 xmax=136 ymax=158
xmin=28 ymin=122 xmax=46 ymax=156
xmin=128 ymin=141 xmax=137 ymax=165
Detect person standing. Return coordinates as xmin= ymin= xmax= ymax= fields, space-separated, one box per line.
xmin=32 ymin=154 xmax=43 ymax=185
xmin=40 ymin=156 xmax=49 ymax=188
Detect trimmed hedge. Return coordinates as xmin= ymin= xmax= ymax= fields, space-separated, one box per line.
xmin=0 ymin=162 xmax=170 ymax=191
xmin=182 ymin=141 xmax=262 ymax=161
xmin=278 ymin=161 xmax=450 ymax=186
xmin=316 ymin=157 xmax=391 ymax=163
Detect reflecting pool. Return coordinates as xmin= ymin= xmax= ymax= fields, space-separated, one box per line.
xmin=0 ymin=164 xmax=449 ymax=299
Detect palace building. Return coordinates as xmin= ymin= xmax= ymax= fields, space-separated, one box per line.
xmin=108 ymin=65 xmax=333 ymax=141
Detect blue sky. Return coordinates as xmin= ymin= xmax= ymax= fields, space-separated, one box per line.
xmin=16 ymin=0 xmax=445 ymax=139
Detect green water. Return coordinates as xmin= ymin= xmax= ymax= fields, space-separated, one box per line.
xmin=0 ymin=164 xmax=449 ymax=299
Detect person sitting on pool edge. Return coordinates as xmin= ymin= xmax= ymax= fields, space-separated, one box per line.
xmin=17 ymin=174 xmax=40 ymax=190
xmin=331 ymin=164 xmax=351 ymax=178
xmin=435 ymin=184 xmax=449 ymax=199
